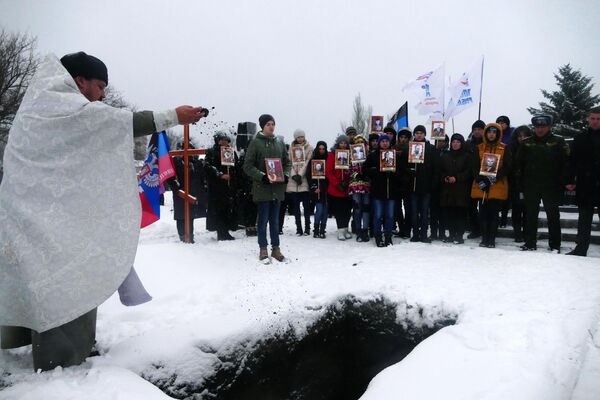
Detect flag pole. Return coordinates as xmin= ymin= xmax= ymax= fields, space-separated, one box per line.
xmin=448 ymin=76 xmax=455 ymax=134
xmin=478 ymin=55 xmax=485 ymax=120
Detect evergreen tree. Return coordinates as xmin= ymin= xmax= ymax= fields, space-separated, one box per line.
xmin=528 ymin=64 xmax=599 ymax=137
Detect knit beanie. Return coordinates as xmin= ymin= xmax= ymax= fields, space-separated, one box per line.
xmin=496 ymin=115 xmax=510 ymax=126
xmin=293 ymin=129 xmax=306 ymax=139
xmin=60 ymin=51 xmax=108 ymax=85
xmin=383 ymin=126 xmax=397 ymax=137
xmin=345 ymin=126 xmax=358 ymax=136
xmin=259 ymin=114 xmax=275 ymax=129
xmin=413 ymin=125 xmax=427 ymax=135
xmin=368 ymin=133 xmax=380 ymax=142
xmin=377 ymin=135 xmax=390 ymax=146
xmin=472 ymin=120 xmax=486 ymax=130
xmin=397 ymin=128 xmax=412 ymax=139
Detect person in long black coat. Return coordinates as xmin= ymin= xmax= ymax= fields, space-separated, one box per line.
xmin=566 ymin=107 xmax=600 ymax=256
xmin=439 ymin=133 xmax=472 ymax=243
xmin=205 ymin=132 xmax=238 ymax=240
xmin=508 ymin=125 xmax=532 ymax=242
xmin=171 ymin=141 xmax=207 ymax=243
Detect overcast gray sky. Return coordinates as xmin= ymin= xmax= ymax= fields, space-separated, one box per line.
xmin=1 ymin=0 xmax=599 ymax=147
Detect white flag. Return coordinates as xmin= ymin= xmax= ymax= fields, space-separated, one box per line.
xmin=403 ymin=64 xmax=445 ymax=117
xmin=445 ymin=56 xmax=484 ymax=120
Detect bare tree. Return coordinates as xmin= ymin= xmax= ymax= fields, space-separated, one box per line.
xmin=102 ymin=86 xmax=149 ymax=160
xmin=0 ymin=29 xmax=39 ymax=176
xmin=340 ymin=93 xmax=372 ymax=136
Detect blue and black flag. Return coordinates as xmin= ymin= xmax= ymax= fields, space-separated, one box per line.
xmin=387 ymin=101 xmax=409 ymax=132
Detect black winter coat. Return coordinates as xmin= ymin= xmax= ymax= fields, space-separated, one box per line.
xmin=306 ymin=147 xmax=329 ymax=204
xmin=365 ymin=149 xmax=401 ymax=200
xmin=439 ymin=148 xmax=472 ymax=208
xmin=568 ymin=128 xmax=600 ymax=207
xmin=172 ymin=157 xmax=207 ymax=220
xmin=400 ymin=141 xmax=439 ymax=194
xmin=204 ymin=144 xmax=238 ymax=231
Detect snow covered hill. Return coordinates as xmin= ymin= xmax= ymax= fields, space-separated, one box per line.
xmin=1 ymin=199 xmax=600 ymax=400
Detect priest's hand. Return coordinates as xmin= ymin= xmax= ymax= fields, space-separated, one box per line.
xmin=176 ymin=106 xmax=207 ymax=125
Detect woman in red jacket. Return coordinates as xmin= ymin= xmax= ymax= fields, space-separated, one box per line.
xmin=326 ymin=135 xmax=353 ymax=240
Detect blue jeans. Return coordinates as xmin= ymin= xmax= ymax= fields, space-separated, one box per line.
xmin=257 ymin=200 xmax=281 ymax=248
xmin=410 ymin=193 xmax=431 ymax=240
xmin=352 ymin=193 xmax=370 ymax=231
xmin=372 ymin=199 xmax=396 ymax=235
xmin=314 ymin=202 xmax=328 ymax=226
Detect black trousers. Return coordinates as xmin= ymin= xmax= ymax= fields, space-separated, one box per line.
xmin=479 ymin=199 xmax=501 ymax=245
xmin=511 ymin=196 xmax=527 ymax=240
xmin=176 ymin=219 xmax=195 ymax=242
xmin=444 ymin=206 xmax=467 ymax=240
xmin=573 ymin=205 xmax=600 ymax=254
xmin=524 ymin=190 xmax=562 ymax=249
xmin=328 ymin=194 xmax=352 ymax=229
xmin=394 ymin=193 xmax=412 ymax=236
xmin=467 ymin=198 xmax=480 ymax=235
xmin=1 ymin=308 xmax=97 ymax=372
xmin=430 ymin=191 xmax=446 ymax=238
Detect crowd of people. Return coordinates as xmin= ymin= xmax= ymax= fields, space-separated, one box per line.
xmin=174 ymin=108 xmax=600 ymax=262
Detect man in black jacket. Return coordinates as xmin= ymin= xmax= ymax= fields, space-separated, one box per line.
xmin=566 ymin=107 xmax=600 ymax=256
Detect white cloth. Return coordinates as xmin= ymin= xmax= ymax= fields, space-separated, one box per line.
xmin=0 ymin=54 xmax=139 ymax=332
xmin=445 ymin=55 xmax=484 ymax=120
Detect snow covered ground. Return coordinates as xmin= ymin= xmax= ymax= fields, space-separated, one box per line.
xmin=1 ymin=197 xmax=600 ymax=400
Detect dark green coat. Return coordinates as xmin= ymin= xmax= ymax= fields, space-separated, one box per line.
xmin=243 ymin=132 xmax=291 ymax=202
xmin=515 ymin=132 xmax=570 ymax=195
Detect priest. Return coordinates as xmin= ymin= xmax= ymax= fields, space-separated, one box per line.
xmin=0 ymin=51 xmax=206 ymax=371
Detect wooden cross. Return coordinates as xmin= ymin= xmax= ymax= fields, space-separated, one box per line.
xmin=168 ymin=124 xmax=206 ymax=243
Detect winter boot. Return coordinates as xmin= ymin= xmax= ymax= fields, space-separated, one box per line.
xmin=246 ymin=226 xmax=257 ymax=237
xmin=375 ymin=234 xmax=385 ymax=248
xmin=343 ymin=227 xmax=353 ymax=239
xmin=337 ymin=229 xmax=346 ymax=241
xmin=319 ymin=224 xmax=326 ymax=239
xmin=304 ymin=222 xmax=311 ymax=236
xmin=217 ymin=230 xmax=235 ymax=241
xmin=362 ymin=230 xmax=370 ymax=242
xmin=259 ymin=247 xmax=269 ymax=261
xmin=384 ymin=234 xmax=393 ymax=246
xmin=313 ymin=223 xmax=320 ymax=238
xmin=296 ymin=221 xmax=303 ymax=236
xmin=271 ymin=246 xmax=285 ymax=262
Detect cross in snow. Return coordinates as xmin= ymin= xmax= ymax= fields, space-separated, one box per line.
xmin=168 ymin=124 xmax=206 ymax=243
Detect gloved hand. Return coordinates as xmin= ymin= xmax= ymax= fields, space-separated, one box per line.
xmin=488 ymin=176 xmax=497 ymax=184
xmin=284 ymin=175 xmax=289 ymax=184
xmin=292 ymin=174 xmax=302 ymax=185
xmin=477 ymin=178 xmax=490 ymax=192
xmin=261 ymin=174 xmax=271 ymax=184
xmin=337 ymin=181 xmax=349 ymax=192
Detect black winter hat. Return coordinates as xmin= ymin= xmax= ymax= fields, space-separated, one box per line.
xmin=496 ymin=115 xmax=510 ymax=126
xmin=60 ymin=51 xmax=108 ymax=85
xmin=450 ymin=133 xmax=465 ymax=143
xmin=472 ymin=120 xmax=486 ymax=130
xmin=413 ymin=125 xmax=426 ymax=135
xmin=259 ymin=114 xmax=275 ymax=129
xmin=383 ymin=126 xmax=396 ymax=137
xmin=397 ymin=128 xmax=412 ymax=139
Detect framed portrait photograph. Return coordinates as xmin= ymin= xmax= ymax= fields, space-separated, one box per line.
xmin=431 ymin=120 xmax=446 ymax=141
xmin=264 ymin=158 xmax=285 ymax=182
xmin=408 ymin=141 xmax=425 ymax=164
xmin=291 ymin=145 xmax=306 ymax=164
xmin=371 ymin=115 xmax=384 ymax=133
xmin=479 ymin=153 xmax=501 ymax=177
xmin=350 ymin=143 xmax=366 ymax=164
xmin=311 ymin=159 xmax=326 ymax=179
xmin=334 ymin=149 xmax=350 ymax=169
xmin=380 ymin=149 xmax=396 ymax=171
xmin=220 ymin=146 xmax=235 ymax=166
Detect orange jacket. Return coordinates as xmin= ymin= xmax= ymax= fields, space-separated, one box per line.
xmin=471 ymin=123 xmax=511 ymax=201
